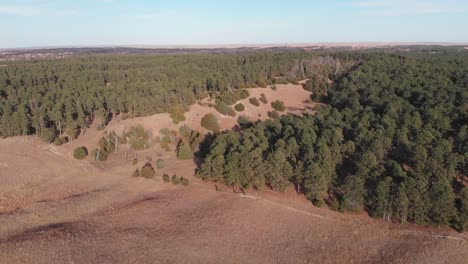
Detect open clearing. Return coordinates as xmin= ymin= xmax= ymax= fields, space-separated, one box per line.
xmin=0 ymin=83 xmax=467 ymax=264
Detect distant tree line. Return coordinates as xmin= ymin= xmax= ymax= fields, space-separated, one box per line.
xmin=197 ymin=53 xmax=468 ymax=231
xmin=0 ymin=52 xmax=352 ymax=141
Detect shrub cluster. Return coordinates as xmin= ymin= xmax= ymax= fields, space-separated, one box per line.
xmin=73 ymin=146 xmax=88 ymax=160
xmin=271 ymin=100 xmax=286 ymax=112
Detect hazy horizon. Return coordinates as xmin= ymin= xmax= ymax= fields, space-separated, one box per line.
xmin=2 ymin=0 xmax=468 ymax=49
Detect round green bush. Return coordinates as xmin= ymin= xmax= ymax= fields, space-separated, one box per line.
xmin=234 ymin=103 xmax=245 ymax=112
xmin=201 ymin=113 xmax=220 ymax=132
xmin=156 ymin=158 xmax=165 ymax=169
xmin=73 ymin=146 xmax=88 ymax=160
xmin=171 ymin=175 xmax=181 ymax=185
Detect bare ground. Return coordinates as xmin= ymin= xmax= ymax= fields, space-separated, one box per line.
xmin=0 ymin=83 xmax=466 ymax=264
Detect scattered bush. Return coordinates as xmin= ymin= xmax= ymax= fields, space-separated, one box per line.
xmin=169 ymin=106 xmax=186 ymax=124
xmin=161 ymin=141 xmax=171 ymax=152
xmin=132 ymin=169 xmax=140 ymax=177
xmin=171 ymin=175 xmax=181 ymax=185
xmin=234 ymin=103 xmax=245 ymax=112
xmin=189 ymin=130 xmax=203 ymax=151
xmin=140 ymin=162 xmax=156 ymax=179
xmin=73 ymin=146 xmax=88 ymax=160
xmin=259 ymin=94 xmax=268 ymax=104
xmin=218 ymin=89 xmax=250 ymax=105
xmin=257 ymin=80 xmax=268 ymax=88
xmin=249 ymin=97 xmax=260 ymax=107
xmin=159 ymin=128 xmax=171 ymax=136
xmin=132 ymin=158 xmax=138 ymax=165
xmin=271 ymin=84 xmax=278 ymax=91
xmin=156 ymin=158 xmax=165 ymax=169
xmin=179 ymin=124 xmax=192 ymax=138
xmin=215 ymin=101 xmax=236 ymax=116
xmin=40 ymin=127 xmax=57 ymax=143
xmin=271 ymin=100 xmax=286 ymax=111
xmin=267 ymin=110 xmax=280 ymax=119
xmin=54 ymin=136 xmax=69 ymax=146
xmin=162 ymin=173 xmax=170 ymax=182
xmin=181 ymin=177 xmax=189 ymax=186
xmin=201 ymin=113 xmax=220 ymax=132
xmin=176 ymin=141 xmax=194 ymax=160
xmin=126 ymin=125 xmax=151 ymax=150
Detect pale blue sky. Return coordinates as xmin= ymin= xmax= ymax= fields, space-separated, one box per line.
xmin=1 ymin=0 xmax=468 ymax=48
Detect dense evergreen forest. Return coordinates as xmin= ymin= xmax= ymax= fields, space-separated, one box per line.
xmin=197 ymin=52 xmax=468 ymax=230
xmin=0 ymin=51 xmax=351 ymax=141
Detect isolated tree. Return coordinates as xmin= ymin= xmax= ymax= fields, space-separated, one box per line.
xmin=201 ymin=113 xmax=220 ymax=132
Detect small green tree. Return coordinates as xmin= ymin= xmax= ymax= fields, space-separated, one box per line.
xmin=177 ymin=141 xmax=194 ymax=160
xmin=156 ymin=158 xmax=165 ymax=169
xmin=201 ymin=113 xmax=220 ymax=132
xmin=73 ymin=146 xmax=88 ymax=160
xmin=171 ymin=174 xmax=181 ymax=185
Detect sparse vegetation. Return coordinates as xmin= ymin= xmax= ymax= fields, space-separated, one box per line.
xmin=259 ymin=94 xmax=268 ymax=104
xmin=271 ymin=100 xmax=286 ymax=111
xmin=132 ymin=169 xmax=140 ymax=177
xmin=73 ymin=146 xmax=88 ymax=160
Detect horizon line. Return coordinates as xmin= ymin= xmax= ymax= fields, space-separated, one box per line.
xmin=2 ymin=41 xmax=468 ymax=51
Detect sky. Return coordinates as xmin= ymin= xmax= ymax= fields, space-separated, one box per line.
xmin=1 ymin=0 xmax=468 ymax=48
